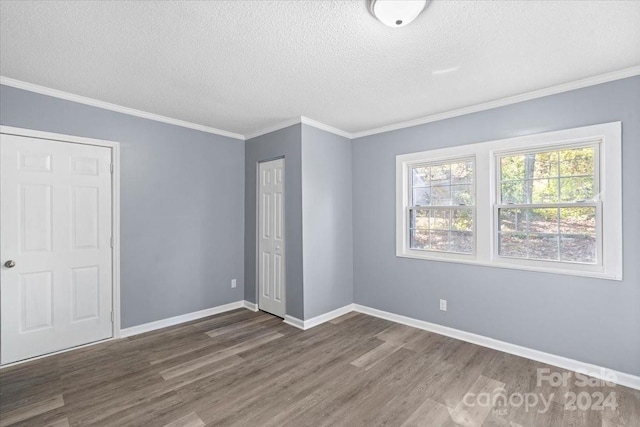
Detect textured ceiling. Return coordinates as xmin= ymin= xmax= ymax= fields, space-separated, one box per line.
xmin=1 ymin=1 xmax=639 ymax=136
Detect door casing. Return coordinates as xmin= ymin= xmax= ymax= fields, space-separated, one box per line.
xmin=0 ymin=125 xmax=121 ymax=367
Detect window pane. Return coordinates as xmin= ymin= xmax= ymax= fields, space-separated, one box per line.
xmin=499 ymin=208 xmax=560 ymax=260
xmin=452 ymin=209 xmax=473 ymax=231
xmin=502 ymin=151 xmax=560 ymax=181
xmin=499 ymin=208 xmax=529 ymax=233
xmin=500 ymin=146 xmax=595 ymax=205
xmin=529 ymin=208 xmax=559 ymax=233
xmin=451 ymin=231 xmax=473 ymax=253
xmin=559 ymin=207 xmax=595 ymax=234
xmin=410 ymin=209 xmax=429 ymax=230
xmin=560 ymin=176 xmax=594 ymax=202
xmin=501 ymin=155 xmax=526 ymax=181
xmin=452 ymin=161 xmax=473 ymax=184
xmin=499 ymin=233 xmax=560 ymax=260
xmin=559 ymin=147 xmax=594 ymax=177
xmin=430 ymin=230 xmax=449 ymax=251
xmin=559 ymin=207 xmax=596 ymax=263
xmin=430 ymin=164 xmax=451 ymax=187
xmin=411 ymin=159 xmax=474 ymax=207
xmin=498 ymin=207 xmax=597 ymax=264
xmin=532 ymin=151 xmax=558 ymax=179
xmin=500 ymin=180 xmax=525 ymax=204
xmin=531 ymin=178 xmax=559 ymax=203
xmin=560 ymin=235 xmax=596 ymax=263
xmin=500 ymin=208 xmax=559 ymax=233
xmin=499 ymin=233 xmax=527 ymax=258
xmin=429 ymin=209 xmax=450 ymax=230
xmin=430 ymin=185 xmax=452 ymax=206
xmin=412 ymin=166 xmax=429 ymax=187
xmin=409 ymin=159 xmax=474 ymax=255
xmin=410 ymin=208 xmax=473 ymax=254
xmin=501 ymin=178 xmax=559 ymax=204
xmin=410 ymin=229 xmax=429 ymax=249
xmin=452 ymin=184 xmax=474 ymax=205
xmin=527 ymin=234 xmax=559 ymax=261
xmin=413 ymin=187 xmax=431 ymax=206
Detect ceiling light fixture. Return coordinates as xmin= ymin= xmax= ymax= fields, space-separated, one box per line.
xmin=370 ymin=0 xmax=428 ymax=27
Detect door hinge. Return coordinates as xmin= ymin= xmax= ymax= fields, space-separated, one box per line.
xmin=110 ymin=163 xmax=114 ymax=174
xmin=111 ymin=312 xmax=114 ymax=323
xmin=110 ymin=236 xmax=114 ymax=248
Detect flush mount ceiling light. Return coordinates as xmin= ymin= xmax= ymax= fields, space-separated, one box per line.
xmin=370 ymin=0 xmax=428 ymax=27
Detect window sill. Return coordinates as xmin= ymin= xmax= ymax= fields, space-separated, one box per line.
xmin=396 ymin=251 xmax=622 ymax=281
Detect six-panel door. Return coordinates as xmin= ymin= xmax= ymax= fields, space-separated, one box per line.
xmin=258 ymin=158 xmax=285 ymax=318
xmin=1 ymin=134 xmax=113 ymax=364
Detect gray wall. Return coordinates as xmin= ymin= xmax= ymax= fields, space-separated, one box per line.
xmin=352 ymin=76 xmax=640 ymax=376
xmin=0 ymin=85 xmax=245 ymax=328
xmin=302 ymin=124 xmax=353 ymax=319
xmin=3 ymin=76 xmax=637 ymax=376
xmin=244 ymin=124 xmax=305 ymax=319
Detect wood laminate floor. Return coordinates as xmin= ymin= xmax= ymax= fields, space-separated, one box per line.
xmin=0 ymin=309 xmax=638 ymax=426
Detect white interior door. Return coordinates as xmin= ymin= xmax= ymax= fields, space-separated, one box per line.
xmin=258 ymin=158 xmax=286 ymax=318
xmin=1 ymin=133 xmax=113 ymax=364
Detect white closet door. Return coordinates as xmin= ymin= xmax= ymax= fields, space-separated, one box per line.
xmin=1 ymin=133 xmax=113 ymax=364
xmin=258 ymin=158 xmax=286 ymax=317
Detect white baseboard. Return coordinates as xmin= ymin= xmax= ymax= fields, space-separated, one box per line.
xmin=283 ymin=315 xmax=305 ymax=330
xmin=120 ymin=301 xmax=246 ymax=337
xmin=283 ymin=304 xmax=354 ymax=330
xmin=304 ymin=304 xmax=354 ymax=329
xmin=243 ymin=300 xmax=258 ymax=312
xmin=353 ymin=304 xmax=640 ymax=391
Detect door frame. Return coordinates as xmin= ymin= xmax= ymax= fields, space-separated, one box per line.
xmin=0 ymin=125 xmax=122 ymax=353
xmin=255 ymin=156 xmax=286 ymax=315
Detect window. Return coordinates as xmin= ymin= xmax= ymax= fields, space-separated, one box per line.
xmin=409 ymin=159 xmax=475 ymax=254
xmin=496 ymin=145 xmax=599 ymax=264
xmin=396 ymin=122 xmax=622 ymax=280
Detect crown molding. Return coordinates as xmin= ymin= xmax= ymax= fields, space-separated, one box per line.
xmin=300 ymin=116 xmax=352 ymax=139
xmin=3 ymin=66 xmax=638 ymax=143
xmin=245 ymin=116 xmax=353 ymax=140
xmin=244 ymin=117 xmax=303 ymax=140
xmin=0 ymin=76 xmax=245 ymax=141
xmin=351 ymin=66 xmax=640 ymax=139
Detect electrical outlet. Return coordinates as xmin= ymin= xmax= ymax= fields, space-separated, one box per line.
xmin=439 ymin=299 xmax=447 ymax=311
xmin=231 ymin=279 xmax=237 ymax=289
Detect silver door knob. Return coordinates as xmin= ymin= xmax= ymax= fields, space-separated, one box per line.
xmin=4 ymin=260 xmax=16 ymax=268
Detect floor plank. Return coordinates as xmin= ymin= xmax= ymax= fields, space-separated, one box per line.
xmin=0 ymin=395 xmax=64 ymax=427
xmin=44 ymin=419 xmax=70 ymax=427
xmin=448 ymin=375 xmax=506 ymax=426
xmin=204 ymin=312 xmax=274 ymax=338
xmin=401 ymin=399 xmax=453 ymax=427
xmin=350 ymin=340 xmax=403 ymax=370
xmin=159 ymin=331 xmax=283 ymax=379
xmin=163 ymin=411 xmax=205 ymax=427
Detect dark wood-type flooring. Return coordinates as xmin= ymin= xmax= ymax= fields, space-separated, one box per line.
xmin=1 ymin=309 xmax=638 ymax=426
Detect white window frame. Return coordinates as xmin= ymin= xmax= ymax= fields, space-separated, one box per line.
xmin=396 ymin=122 xmax=622 ymax=280
xmin=405 ymin=157 xmax=477 ymax=261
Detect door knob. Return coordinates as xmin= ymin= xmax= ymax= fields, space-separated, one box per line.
xmin=4 ymin=260 xmax=16 ymax=268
